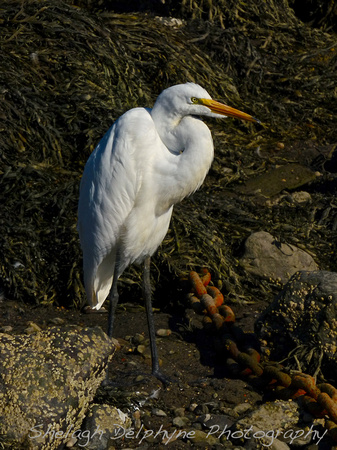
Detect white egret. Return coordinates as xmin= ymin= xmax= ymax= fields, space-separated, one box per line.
xmin=78 ymin=82 xmax=258 ymax=383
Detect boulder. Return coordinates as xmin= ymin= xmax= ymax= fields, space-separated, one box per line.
xmin=0 ymin=326 xmax=115 ymax=449
xmin=77 ymin=403 xmax=131 ymax=449
xmin=240 ymin=231 xmax=318 ymax=284
xmin=256 ymin=271 xmax=337 ymax=378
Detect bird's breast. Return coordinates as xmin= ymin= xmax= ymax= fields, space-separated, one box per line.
xmin=120 ymin=202 xmax=173 ymax=267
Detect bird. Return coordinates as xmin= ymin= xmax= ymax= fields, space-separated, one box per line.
xmin=77 ymin=82 xmax=259 ymax=383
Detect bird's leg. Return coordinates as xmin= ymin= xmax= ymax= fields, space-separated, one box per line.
xmin=143 ymin=256 xmax=170 ymax=385
xmin=107 ymin=274 xmax=119 ymax=338
xmin=103 ymin=272 xmax=120 ymax=385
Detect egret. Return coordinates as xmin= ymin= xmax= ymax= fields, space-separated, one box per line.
xmin=77 ymin=82 xmax=258 ymax=383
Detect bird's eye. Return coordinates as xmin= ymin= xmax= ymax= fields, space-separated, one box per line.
xmin=191 ymin=97 xmax=199 ymax=104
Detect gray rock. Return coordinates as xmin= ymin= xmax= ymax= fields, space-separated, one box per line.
xmin=256 ymin=270 xmax=337 ymax=377
xmin=232 ymin=400 xmax=299 ymax=449
xmin=233 ymin=403 xmax=252 ymax=416
xmin=0 ymin=326 xmax=115 ymax=449
xmin=77 ymin=403 xmax=131 ymax=449
xmin=187 ymin=429 xmax=219 ymax=445
xmin=199 ymin=413 xmax=234 ymax=430
xmin=152 ymin=408 xmax=167 ymax=417
xmin=240 ymin=231 xmax=318 ymax=284
xmin=172 ymin=416 xmax=190 ymax=428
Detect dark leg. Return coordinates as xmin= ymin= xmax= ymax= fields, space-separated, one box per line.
xmin=107 ymin=275 xmax=119 ymax=338
xmin=104 ymin=271 xmax=119 ymax=385
xmin=143 ymin=256 xmax=170 ymax=385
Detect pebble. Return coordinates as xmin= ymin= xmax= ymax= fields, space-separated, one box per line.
xmin=291 ymin=191 xmax=311 ymax=204
xmin=137 ymin=344 xmax=152 ymax=360
xmin=24 ymin=321 xmax=42 ymax=333
xmin=0 ymin=325 xmax=13 ymax=333
xmin=172 ymin=416 xmax=190 ymax=428
xmin=189 ymin=402 xmax=198 ymax=412
xmin=191 ymin=422 xmax=203 ymax=430
xmin=65 ymin=436 xmax=77 ymax=447
xmin=152 ymin=408 xmax=167 ymax=417
xmin=233 ymin=402 xmax=252 ymax=415
xmin=48 ymin=317 xmax=65 ymax=325
xmin=132 ymin=333 xmax=145 ymax=345
xmin=188 ymin=429 xmax=219 ymax=445
xmin=174 ymin=407 xmax=185 ymax=417
xmin=200 ymin=413 xmax=234 ymax=430
xmin=194 ymin=404 xmax=209 ymax=415
xmin=156 ymin=328 xmax=171 ymax=337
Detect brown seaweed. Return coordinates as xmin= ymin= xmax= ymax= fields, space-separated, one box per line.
xmin=0 ymin=0 xmax=336 ymax=307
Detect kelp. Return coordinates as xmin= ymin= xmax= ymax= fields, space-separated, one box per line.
xmin=0 ymin=0 xmax=336 ymax=307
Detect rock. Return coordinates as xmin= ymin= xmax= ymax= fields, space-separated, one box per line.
xmin=232 ymin=400 xmax=299 ymax=448
xmin=173 ymin=407 xmax=185 ymax=417
xmin=193 ymin=404 xmax=209 ymax=415
xmin=156 ymin=328 xmax=172 ymax=337
xmin=290 ymin=191 xmax=311 ymax=204
xmin=172 ymin=416 xmax=190 ymax=428
xmin=152 ymin=408 xmax=167 ymax=417
xmin=238 ymin=163 xmax=317 ymax=198
xmin=240 ymin=231 xmax=318 ymax=283
xmin=199 ymin=413 xmax=234 ymax=430
xmin=188 ymin=429 xmax=219 ymax=445
xmin=78 ymin=404 xmax=131 ymax=449
xmin=0 ymin=326 xmax=115 ymax=449
xmin=131 ymin=333 xmax=145 ymax=345
xmin=24 ymin=321 xmax=42 ymax=333
xmin=233 ymin=402 xmax=252 ymax=415
xmin=256 ymin=270 xmax=337 ymax=378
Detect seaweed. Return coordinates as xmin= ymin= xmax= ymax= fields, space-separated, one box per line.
xmin=0 ymin=0 xmax=336 ymax=307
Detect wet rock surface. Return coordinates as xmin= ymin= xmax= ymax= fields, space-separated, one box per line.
xmin=256 ymin=270 xmax=337 ymax=379
xmin=0 ymin=326 xmax=115 ymax=449
xmin=240 ymin=231 xmax=318 ymax=284
xmin=0 ymin=296 xmax=335 ymax=449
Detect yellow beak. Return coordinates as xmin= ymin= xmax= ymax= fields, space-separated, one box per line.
xmin=201 ymin=98 xmax=260 ymax=123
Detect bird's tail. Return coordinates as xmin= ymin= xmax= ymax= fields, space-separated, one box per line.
xmin=85 ymin=251 xmax=116 ymax=310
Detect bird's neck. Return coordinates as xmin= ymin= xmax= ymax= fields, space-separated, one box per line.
xmin=151 ymin=106 xmax=184 ymax=153
xmin=151 ymin=110 xmax=214 ymax=210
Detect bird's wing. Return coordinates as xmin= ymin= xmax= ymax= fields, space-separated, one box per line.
xmin=78 ymin=107 xmax=157 ymax=308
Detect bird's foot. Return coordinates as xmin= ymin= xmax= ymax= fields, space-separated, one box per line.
xmin=152 ymin=368 xmax=175 ymax=386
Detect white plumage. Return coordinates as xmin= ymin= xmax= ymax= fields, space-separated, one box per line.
xmin=77 ymin=82 xmax=257 ymax=381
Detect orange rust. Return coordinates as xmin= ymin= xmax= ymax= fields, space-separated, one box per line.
xmin=291 ymin=389 xmax=309 ymax=399
xmin=225 ymin=338 xmax=240 ymax=359
xmin=212 ymin=313 xmax=225 ymax=330
xmin=206 ymin=286 xmax=224 ymax=307
xmin=302 ymin=395 xmax=326 ymax=417
xmin=189 ymin=271 xmax=207 ymax=297
xmin=189 ymin=295 xmax=200 ymax=305
xmin=318 ymin=392 xmax=337 ymax=423
xmin=200 ymin=293 xmax=218 ymax=316
xmin=274 ymin=385 xmax=301 ymax=400
xmin=237 ymin=352 xmax=263 ymax=376
xmin=188 ymin=267 xmax=337 ymax=443
xmin=200 ymin=268 xmax=211 ymax=287
xmin=263 ymin=365 xmax=292 ymax=388
xmin=245 ymin=348 xmax=261 ymax=363
xmin=218 ymin=304 xmax=235 ymax=322
xmin=319 ymin=383 xmax=337 ymax=402
xmin=292 ymin=374 xmax=320 ymax=400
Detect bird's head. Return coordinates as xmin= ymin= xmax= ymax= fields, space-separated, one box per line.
xmin=152 ymin=82 xmax=259 ymax=124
